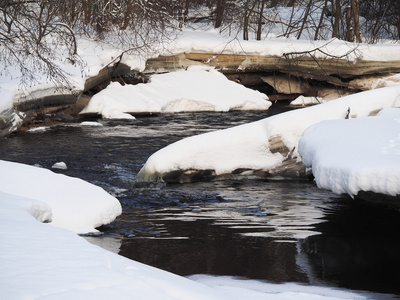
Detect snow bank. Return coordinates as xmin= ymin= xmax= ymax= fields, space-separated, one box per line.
xmin=290 ymin=95 xmax=324 ymax=106
xmin=0 ymin=191 xmax=226 ymax=300
xmin=137 ymin=85 xmax=400 ymax=182
xmin=80 ymin=68 xmax=271 ymax=118
xmin=0 ymin=160 xmax=121 ymax=234
xmin=0 ymin=187 xmax=376 ymax=299
xmin=172 ymin=29 xmax=400 ymax=62
xmin=190 ymin=275 xmax=369 ymax=300
xmin=299 ymin=108 xmax=400 ymax=198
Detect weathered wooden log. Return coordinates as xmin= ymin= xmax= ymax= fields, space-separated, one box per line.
xmin=146 ymin=52 xmax=400 ymax=91
xmin=146 ymin=52 xmax=400 ymax=76
xmin=260 ymin=75 xmax=311 ymax=95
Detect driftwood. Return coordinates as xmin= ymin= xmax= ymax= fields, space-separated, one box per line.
xmin=146 ymin=52 xmax=400 ymax=77
xmin=146 ymin=52 xmax=400 ymax=95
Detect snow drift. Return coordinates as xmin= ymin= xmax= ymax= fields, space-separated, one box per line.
xmin=0 ymin=160 xmax=121 ymax=234
xmin=299 ymin=108 xmax=400 ymax=199
xmin=0 ymin=160 xmax=380 ymax=299
xmin=80 ymin=68 xmax=271 ymax=119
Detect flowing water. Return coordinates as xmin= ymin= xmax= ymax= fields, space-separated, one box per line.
xmin=1 ymin=108 xmax=400 ymax=297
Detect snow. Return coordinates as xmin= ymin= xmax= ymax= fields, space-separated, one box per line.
xmin=171 ymin=29 xmax=400 ymax=62
xmin=290 ymin=95 xmax=324 ymax=106
xmin=0 ymin=180 xmax=378 ymax=300
xmin=0 ymin=191 xmax=224 ymax=300
xmin=299 ymin=108 xmax=400 ymax=198
xmin=0 ymin=160 xmax=381 ymax=299
xmin=51 ymin=161 xmax=68 ymax=170
xmin=80 ymin=68 xmax=271 ymax=118
xmin=1 ymin=26 xmax=400 ymax=130
xmin=80 ymin=121 xmax=103 ymax=127
xmin=2 ymin=15 xmax=400 ymax=300
xmin=0 ymin=160 xmax=121 ymax=234
xmin=137 ymin=85 xmax=400 ymax=182
xmin=190 ymin=275 xmax=368 ymax=300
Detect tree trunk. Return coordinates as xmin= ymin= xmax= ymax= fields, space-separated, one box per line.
xmin=243 ymin=0 xmax=259 ymax=40
xmin=287 ymin=0 xmax=295 ymax=7
xmin=297 ymin=0 xmax=312 ymax=39
xmin=314 ymin=0 xmax=328 ymax=40
xmin=397 ymin=19 xmax=400 ymax=40
xmin=184 ymin=0 xmax=190 ymax=22
xmin=243 ymin=0 xmax=250 ymax=40
xmin=256 ymin=0 xmax=266 ymax=40
xmin=351 ymin=0 xmax=362 ymax=43
xmin=346 ymin=5 xmax=354 ymax=42
xmin=215 ymin=0 xmax=226 ymax=28
xmin=332 ymin=0 xmax=341 ymax=38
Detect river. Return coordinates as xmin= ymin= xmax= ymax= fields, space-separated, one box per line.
xmin=1 ymin=108 xmax=399 ymax=297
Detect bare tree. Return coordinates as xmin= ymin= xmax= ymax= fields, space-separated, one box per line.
xmin=1 ymin=0 xmax=181 ymax=90
xmin=0 ymin=0 xmax=81 ymax=89
xmin=360 ymin=0 xmax=400 ymax=41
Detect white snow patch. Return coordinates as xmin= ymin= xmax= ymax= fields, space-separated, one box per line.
xmin=80 ymin=121 xmax=104 ymax=127
xmin=291 ymin=95 xmax=325 ymax=106
xmin=0 ymin=183 xmax=382 ymax=299
xmin=190 ymin=275 xmax=369 ymax=300
xmin=299 ymin=108 xmax=400 ymax=197
xmin=52 ymin=161 xmax=68 ymax=170
xmin=0 ymin=160 xmax=121 ymax=234
xmin=80 ymin=69 xmax=271 ymax=118
xmin=27 ymin=126 xmax=49 ymax=132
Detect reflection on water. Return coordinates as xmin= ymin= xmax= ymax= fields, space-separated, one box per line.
xmin=302 ymin=199 xmax=400 ymax=295
xmin=1 ymin=110 xmax=400 ymax=297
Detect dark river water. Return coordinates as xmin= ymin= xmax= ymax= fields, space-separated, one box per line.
xmin=1 ymin=108 xmax=400 ymax=298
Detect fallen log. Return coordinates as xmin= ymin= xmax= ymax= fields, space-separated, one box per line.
xmin=145 ymin=52 xmax=400 ymax=100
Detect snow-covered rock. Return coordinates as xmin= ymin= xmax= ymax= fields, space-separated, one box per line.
xmin=299 ymin=108 xmax=400 ymax=199
xmin=52 ymin=161 xmax=68 ymax=170
xmin=80 ymin=68 xmax=271 ymax=119
xmin=137 ymin=85 xmax=400 ymax=183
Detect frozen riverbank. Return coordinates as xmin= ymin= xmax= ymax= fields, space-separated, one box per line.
xmin=2 ymin=29 xmax=400 ymax=136
xmin=1 ymin=148 xmax=395 ymax=299
xmin=137 ymin=85 xmax=400 ymax=188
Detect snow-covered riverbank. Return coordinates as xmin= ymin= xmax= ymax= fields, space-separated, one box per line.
xmin=1 ymin=24 xmax=400 ymax=299
xmin=0 ymin=159 xmax=390 ymax=299
xmin=2 ymin=29 xmax=400 ymax=136
xmin=137 ymin=85 xmax=400 ymax=192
